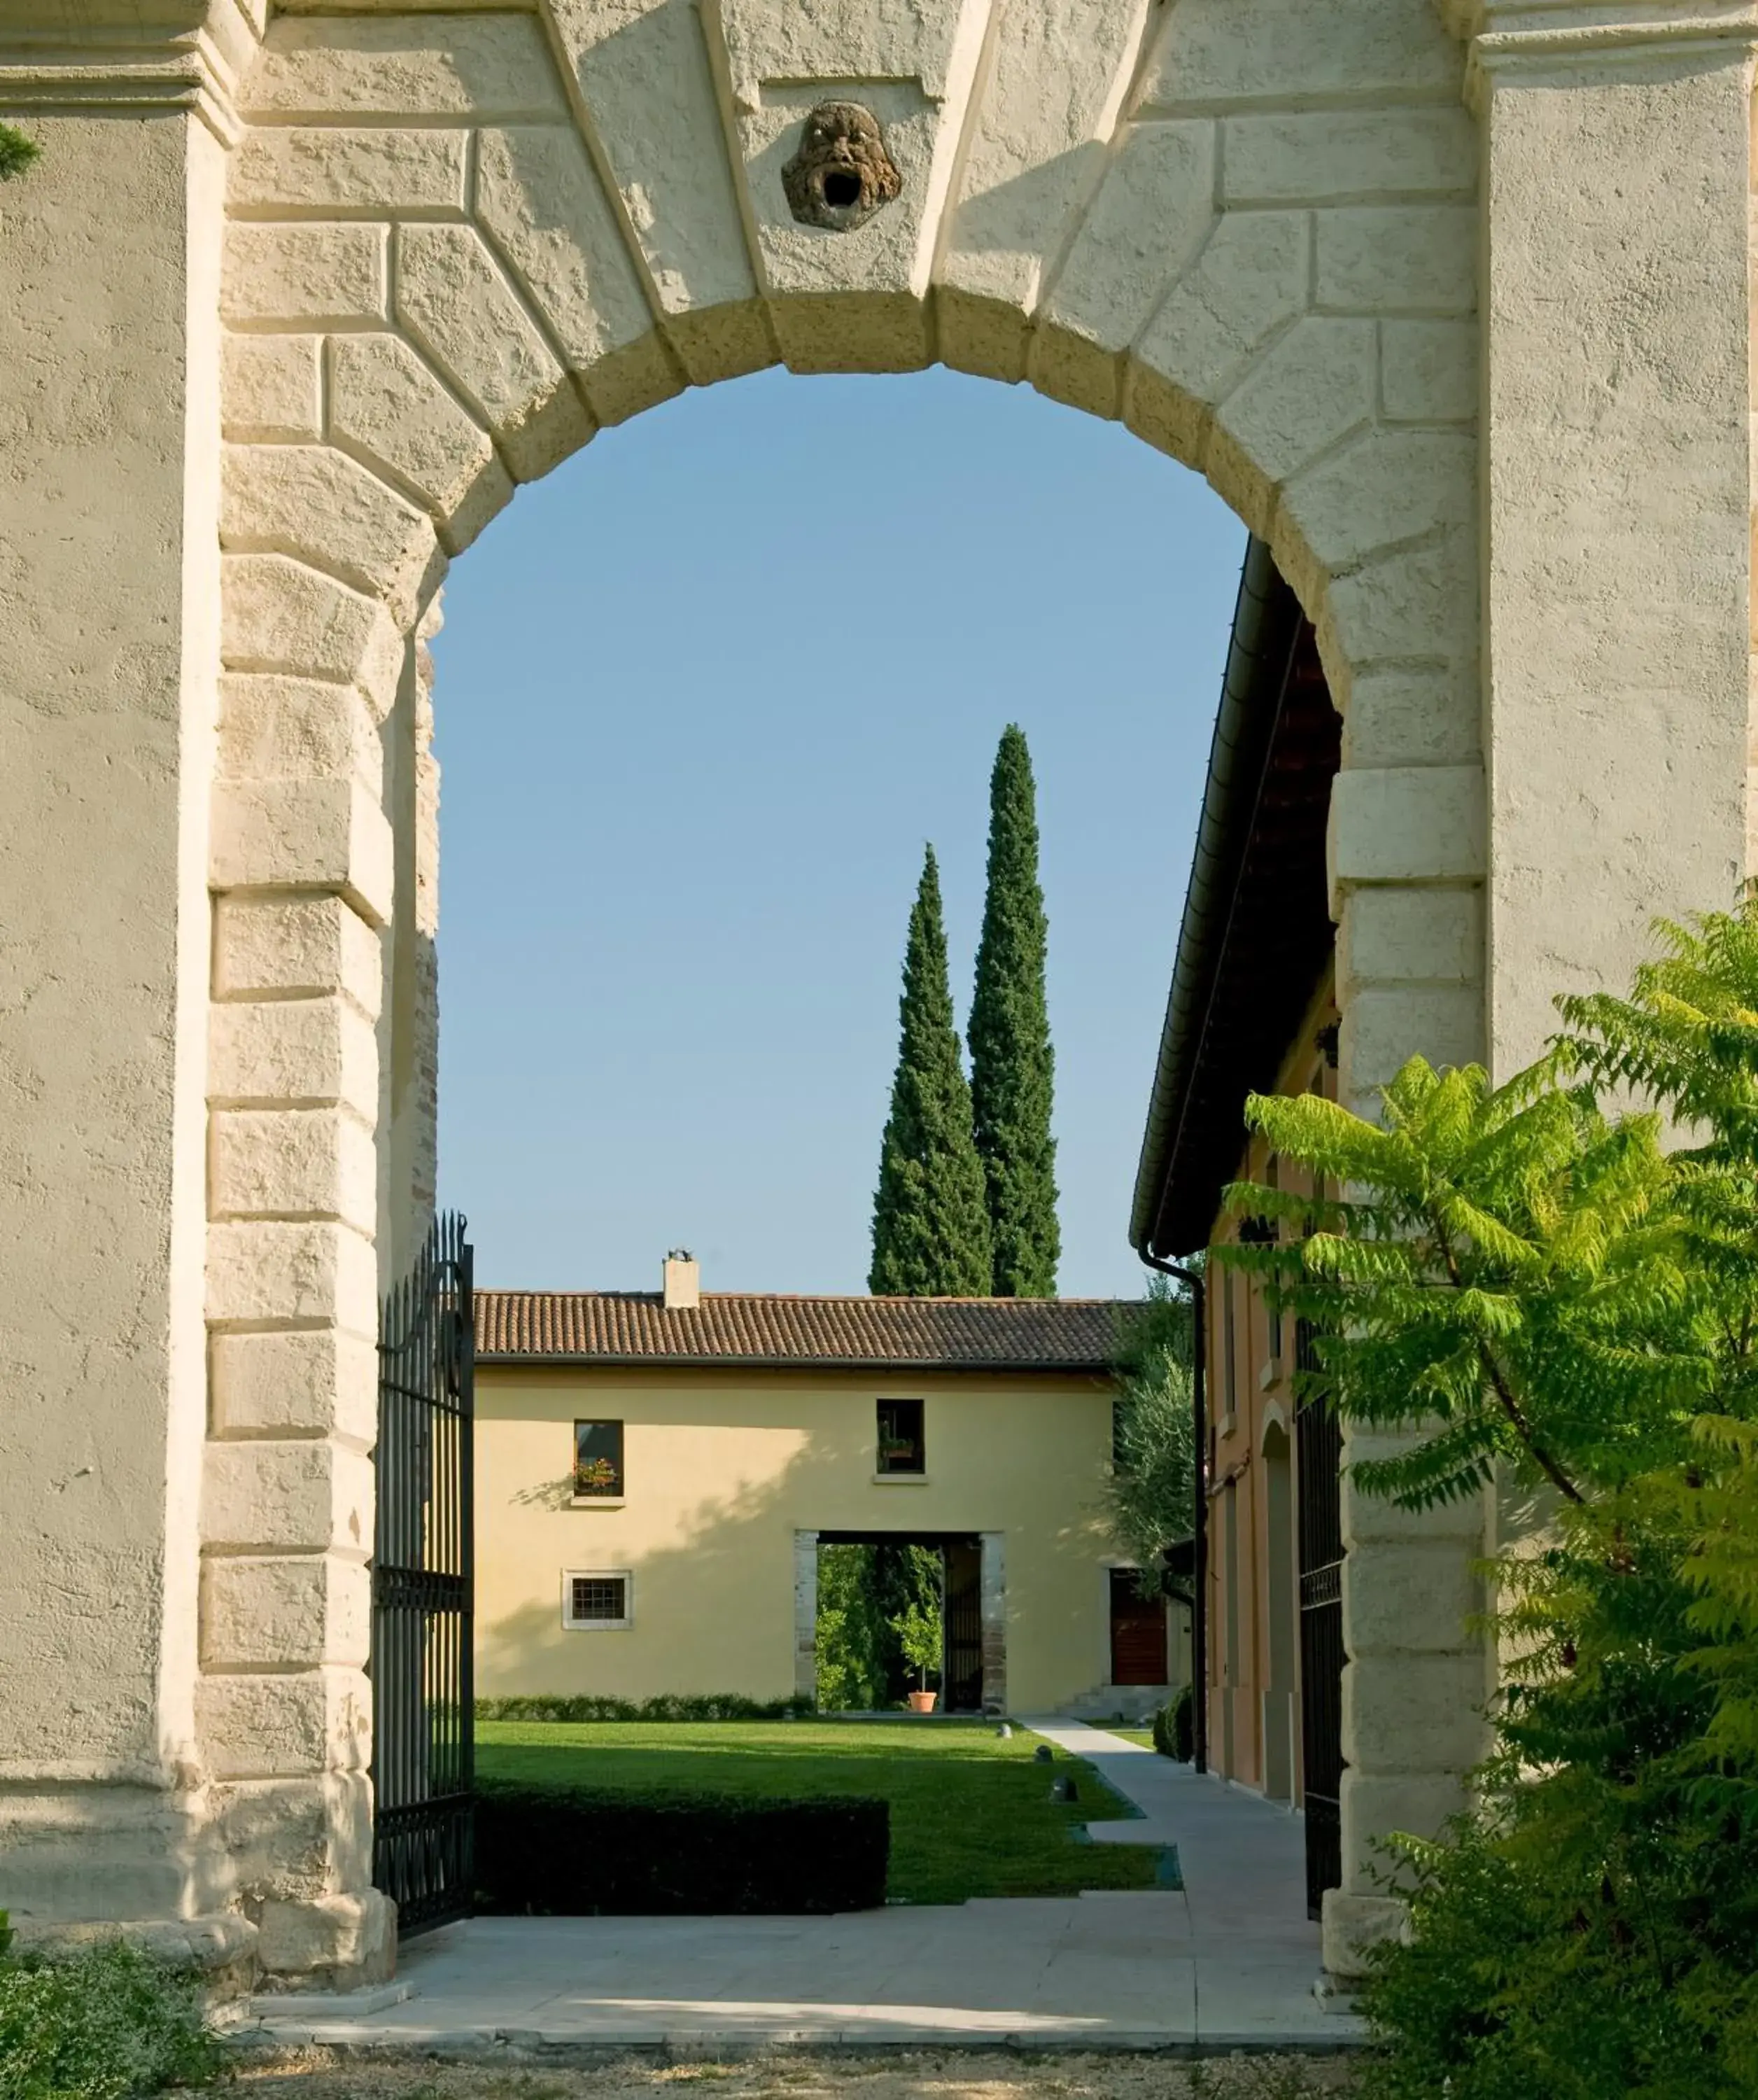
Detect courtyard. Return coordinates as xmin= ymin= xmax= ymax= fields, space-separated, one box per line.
xmin=474 ymin=1722 xmax=1162 ymax=1908
xmin=239 ymin=2050 xmax=1357 ymax=2100
xmin=240 ymin=1727 xmax=1354 ymax=2055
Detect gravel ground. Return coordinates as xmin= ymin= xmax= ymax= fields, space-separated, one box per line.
xmin=237 ymin=2047 xmax=1360 ymax=2100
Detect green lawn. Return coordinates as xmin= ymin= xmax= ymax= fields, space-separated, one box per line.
xmin=1107 ymin=1728 xmax=1158 ymax=1749
xmin=475 ymin=1719 xmax=1162 ymax=1906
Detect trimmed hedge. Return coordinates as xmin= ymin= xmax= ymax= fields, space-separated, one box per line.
xmin=474 ymin=1783 xmax=889 ymax=1915
xmin=1152 ymin=1686 xmax=1194 ymax=1762
xmin=477 ymin=1693 xmax=814 ymax=1723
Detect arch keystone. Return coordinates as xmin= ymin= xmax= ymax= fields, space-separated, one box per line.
xmin=937 ymin=0 xmax=1155 ymax=384
xmin=704 ymin=0 xmax=990 ymax=369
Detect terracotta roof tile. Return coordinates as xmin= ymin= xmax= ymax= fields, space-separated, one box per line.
xmin=474 ymin=1292 xmax=1123 ymax=1373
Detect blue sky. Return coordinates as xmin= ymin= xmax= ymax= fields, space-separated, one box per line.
xmin=432 ymin=365 xmax=1244 ymax=1301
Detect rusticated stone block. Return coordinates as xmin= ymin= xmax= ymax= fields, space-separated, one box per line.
xmin=1208 ymin=317 xmax=1376 ymax=537
xmin=1032 ymin=120 xmax=1216 ymax=421
xmin=1342 ymin=1650 xmax=1491 ymax=1773
xmin=221 ymin=444 xmax=442 ymax=628
xmin=1342 ymin=666 xmax=1482 ymax=769
xmin=212 ymin=1772 xmax=374 ymax=1903
xmin=1223 ymin=106 xmax=1476 ymax=209
xmin=1316 ymin=206 xmax=1476 ymax=317
xmin=1341 ymin=1768 xmax=1467 ymax=1871
xmin=209 ymin=1105 xmax=377 ymax=1233
xmin=209 ymin=996 xmax=379 ymax=1116
xmin=395 ymin=223 xmax=594 ymax=481
xmin=222 ymin=223 xmax=386 ymax=330
xmin=1323 ymin=1891 xmax=1409 ymax=1982
xmin=1137 ymin=0 xmax=1458 ymax=113
xmin=206 ymin=1220 xmax=378 ymax=1336
xmin=1340 ymin=983 xmax=1487 ymax=1099
xmin=213 ymin=895 xmax=384 ymax=1015
xmin=211 ymin=778 xmax=394 ymax=927
xmin=1127 ymin=209 xmax=1311 ymax=466
xmin=230 ymin=127 xmax=467 ymax=218
xmin=1278 ymin=429 xmax=1475 ymax=617
xmin=211 ymin=1328 xmax=379 ymax=1441
xmin=244 ymin=12 xmax=565 ymax=120
xmin=201 ymin=1554 xmax=370 ymax=1671
xmin=223 ymin=335 xmax=321 ymax=444
xmin=1344 ymin=1541 xmax=1483 ymax=1655
xmin=221 ymin=554 xmax=404 ymax=716
xmin=1338 ymin=885 xmax=1482 ymax=994
xmin=327 ymin=332 xmax=512 ymax=554
xmin=218 ymin=673 xmax=381 ymax=792
xmin=474 ymin=125 xmax=676 ymax=428
xmin=256 ymin=1890 xmax=394 ymax=1987
xmin=195 ymin=1666 xmax=372 ymax=1781
xmin=202 ymin=1440 xmax=373 ymax=1555
xmin=1329 ymin=763 xmax=1486 ymax=888
xmin=1381 ymin=318 xmax=1477 ymax=424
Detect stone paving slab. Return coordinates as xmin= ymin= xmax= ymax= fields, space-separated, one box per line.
xmin=238 ymin=1721 xmax=1365 ymax=2054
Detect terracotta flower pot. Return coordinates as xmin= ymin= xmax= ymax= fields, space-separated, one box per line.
xmin=907 ymin=1690 xmax=938 ymax=1714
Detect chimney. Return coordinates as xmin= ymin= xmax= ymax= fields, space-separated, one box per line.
xmin=662 ymin=1248 xmax=699 ymax=1311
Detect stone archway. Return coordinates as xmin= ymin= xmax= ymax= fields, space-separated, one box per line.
xmin=210 ymin=0 xmax=1483 ymax=1984
xmin=3 ymin=0 xmax=1754 ymax=1994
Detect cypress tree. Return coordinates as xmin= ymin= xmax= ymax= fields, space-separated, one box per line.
xmin=869 ymin=846 xmax=993 ymax=1296
xmin=969 ymin=724 xmax=1060 ymax=1296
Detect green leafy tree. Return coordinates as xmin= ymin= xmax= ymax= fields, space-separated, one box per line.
xmin=892 ymin=1575 xmax=944 ymax=1695
xmin=815 ymin=1544 xmax=890 ymax=1710
xmin=0 ymin=125 xmax=38 ymax=183
xmin=1214 ymin=898 xmax=1758 ymax=2099
xmin=969 ymin=724 xmax=1060 ymax=1296
xmin=1106 ymin=1275 xmax=1197 ymax=1600
xmin=870 ymin=846 xmax=992 ymax=1296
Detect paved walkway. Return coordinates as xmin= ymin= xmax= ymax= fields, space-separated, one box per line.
xmin=239 ymin=1722 xmax=1364 ymax=2054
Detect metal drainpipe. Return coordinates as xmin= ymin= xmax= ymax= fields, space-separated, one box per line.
xmin=1137 ymin=1252 xmax=1207 ymax=1777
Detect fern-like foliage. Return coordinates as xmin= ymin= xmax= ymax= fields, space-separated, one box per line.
xmin=0 ymin=124 xmax=39 ymax=183
xmin=1221 ymin=894 xmax=1758 ymax=2099
xmin=1218 ymin=1056 xmax=1695 ymax=1511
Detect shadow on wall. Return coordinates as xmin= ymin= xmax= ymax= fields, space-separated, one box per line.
xmin=477 ymin=1398 xmax=1123 ymax=1707
xmin=479 ymin=1417 xmax=858 ymax=1702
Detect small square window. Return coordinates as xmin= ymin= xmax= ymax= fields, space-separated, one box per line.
xmin=563 ymin=1570 xmax=632 ymax=1629
xmin=575 ymin=1419 xmax=624 ymax=1499
xmin=877 ymin=1397 xmax=925 ymax=1475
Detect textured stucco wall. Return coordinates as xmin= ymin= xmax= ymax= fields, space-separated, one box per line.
xmin=0 ymin=107 xmax=223 ymax=1920
xmin=475 ymin=1366 xmax=1118 ymax=1714
xmin=1 ymin=0 xmax=1750 ymax=1992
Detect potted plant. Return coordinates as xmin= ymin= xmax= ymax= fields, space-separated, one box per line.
xmin=893 ymin=1597 xmax=942 ymax=1714
xmin=575 ymin=1456 xmax=619 ymax=1497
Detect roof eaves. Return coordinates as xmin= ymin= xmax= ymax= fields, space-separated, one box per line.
xmin=1127 ymin=538 xmax=1305 ymax=1261
xmin=475 ymin=1352 xmax=1113 ymax=1374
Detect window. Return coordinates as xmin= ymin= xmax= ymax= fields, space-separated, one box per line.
xmin=563 ymin=1570 xmax=632 ymax=1629
xmin=876 ymin=1397 xmax=925 ymax=1475
xmin=574 ymin=1418 xmax=624 ymax=1499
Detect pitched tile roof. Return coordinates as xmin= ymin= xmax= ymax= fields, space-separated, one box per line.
xmin=474 ymin=1291 xmax=1123 ymax=1373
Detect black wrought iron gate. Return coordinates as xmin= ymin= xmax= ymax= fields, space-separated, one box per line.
xmin=372 ymin=1211 xmax=475 ymax=1934
xmin=1295 ymin=1318 xmax=1345 ymax=1921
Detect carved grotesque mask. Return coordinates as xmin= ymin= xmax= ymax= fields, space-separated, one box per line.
xmin=781 ymin=102 xmax=901 ymax=232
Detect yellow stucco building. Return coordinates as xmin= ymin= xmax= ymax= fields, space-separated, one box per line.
xmin=474 ymin=1256 xmax=1183 ymax=1717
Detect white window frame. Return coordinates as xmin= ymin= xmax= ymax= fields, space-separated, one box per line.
xmin=561 ymin=1568 xmax=634 ymax=1631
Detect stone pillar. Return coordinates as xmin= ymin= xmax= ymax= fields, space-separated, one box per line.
xmin=1324 ymin=0 xmax=1758 ymax=1980
xmin=0 ymin=63 xmax=241 ymax=1946
xmin=979 ymin=1533 xmax=1008 ymax=1715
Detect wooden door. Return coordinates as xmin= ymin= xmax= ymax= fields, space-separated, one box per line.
xmin=1109 ymin=1568 xmax=1168 ymax=1685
